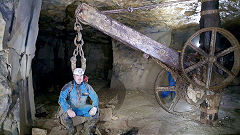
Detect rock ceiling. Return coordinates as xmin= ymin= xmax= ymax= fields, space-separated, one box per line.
xmin=40 ymin=0 xmax=240 ymax=32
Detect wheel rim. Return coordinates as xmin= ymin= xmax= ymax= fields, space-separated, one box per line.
xmin=181 ymin=27 xmax=240 ymax=91
xmin=154 ymin=70 xmax=198 ymax=115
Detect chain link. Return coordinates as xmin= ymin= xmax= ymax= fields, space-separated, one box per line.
xmin=70 ymin=18 xmax=86 ymax=72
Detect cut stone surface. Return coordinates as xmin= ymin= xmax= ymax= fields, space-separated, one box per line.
xmin=0 ymin=0 xmax=41 ymax=134
xmin=99 ymin=108 xmax=113 ymax=122
xmin=49 ymin=126 xmax=68 ymax=135
xmin=32 ymin=128 xmax=47 ymax=135
xmin=0 ymin=13 xmax=5 ymax=50
xmin=110 ymin=24 xmax=172 ymax=91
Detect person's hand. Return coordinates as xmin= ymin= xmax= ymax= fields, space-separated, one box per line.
xmin=89 ymin=107 xmax=97 ymax=116
xmin=67 ymin=109 xmax=76 ymax=118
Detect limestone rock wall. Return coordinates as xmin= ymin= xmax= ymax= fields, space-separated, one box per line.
xmin=0 ymin=2 xmax=20 ymax=134
xmin=40 ymin=0 xmax=240 ymax=30
xmin=111 ymin=25 xmax=172 ymax=92
xmin=0 ymin=50 xmax=20 ymax=134
xmin=0 ymin=0 xmax=42 ymax=134
xmin=111 ymin=23 xmax=201 ymax=92
xmin=0 ymin=13 xmax=5 ymax=50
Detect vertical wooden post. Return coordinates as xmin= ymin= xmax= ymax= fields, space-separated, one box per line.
xmin=200 ymin=0 xmax=221 ymax=28
xmin=199 ymin=0 xmax=222 ymax=125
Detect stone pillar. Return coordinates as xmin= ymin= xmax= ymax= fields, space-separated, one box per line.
xmin=1 ymin=0 xmax=42 ymax=134
xmin=0 ymin=11 xmax=5 ymax=50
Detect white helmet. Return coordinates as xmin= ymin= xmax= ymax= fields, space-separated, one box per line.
xmin=73 ymin=68 xmax=84 ymax=75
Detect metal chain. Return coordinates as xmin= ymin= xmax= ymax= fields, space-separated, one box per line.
xmin=70 ymin=18 xmax=86 ymax=72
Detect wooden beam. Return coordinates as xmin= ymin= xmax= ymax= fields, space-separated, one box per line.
xmin=75 ymin=3 xmax=180 ymax=69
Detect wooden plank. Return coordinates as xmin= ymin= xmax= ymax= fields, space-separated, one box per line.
xmin=76 ymin=3 xmax=179 ymax=69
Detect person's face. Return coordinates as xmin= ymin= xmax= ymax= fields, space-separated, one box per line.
xmin=73 ymin=74 xmax=83 ymax=84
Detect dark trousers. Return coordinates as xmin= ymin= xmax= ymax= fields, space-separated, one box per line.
xmin=59 ymin=108 xmax=99 ymax=134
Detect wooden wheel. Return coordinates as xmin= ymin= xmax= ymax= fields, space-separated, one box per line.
xmin=181 ymin=27 xmax=240 ymax=91
xmin=154 ymin=70 xmax=200 ymax=115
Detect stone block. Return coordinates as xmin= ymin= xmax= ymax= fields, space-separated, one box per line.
xmin=32 ymin=128 xmax=47 ymax=135
xmin=99 ymin=108 xmax=112 ymax=122
xmin=49 ymin=126 xmax=68 ymax=135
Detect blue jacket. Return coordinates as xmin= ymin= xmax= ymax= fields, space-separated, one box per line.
xmin=58 ymin=81 xmax=99 ymax=117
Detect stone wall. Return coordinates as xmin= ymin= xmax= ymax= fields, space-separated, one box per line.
xmin=0 ymin=2 xmax=20 ymax=134
xmin=111 ymin=23 xmax=201 ymax=92
xmin=0 ymin=0 xmax=42 ymax=134
xmin=0 ymin=13 xmax=5 ymax=50
xmin=111 ymin=25 xmax=172 ymax=92
xmin=0 ymin=50 xmax=20 ymax=134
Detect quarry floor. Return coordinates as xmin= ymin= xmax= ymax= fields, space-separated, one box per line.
xmin=33 ymin=81 xmax=240 ymax=135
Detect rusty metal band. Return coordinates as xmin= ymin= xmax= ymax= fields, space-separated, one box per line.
xmin=200 ymin=119 xmax=207 ymax=124
xmin=201 ymin=0 xmax=216 ymax=3
xmin=201 ymin=9 xmax=219 ymax=16
xmin=200 ymin=108 xmax=218 ymax=114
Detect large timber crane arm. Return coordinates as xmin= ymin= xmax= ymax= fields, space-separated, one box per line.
xmin=75 ymin=3 xmax=179 ymax=69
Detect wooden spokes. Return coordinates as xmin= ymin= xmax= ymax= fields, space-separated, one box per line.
xmin=154 ymin=70 xmax=198 ymax=115
xmin=181 ymin=27 xmax=240 ymax=91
